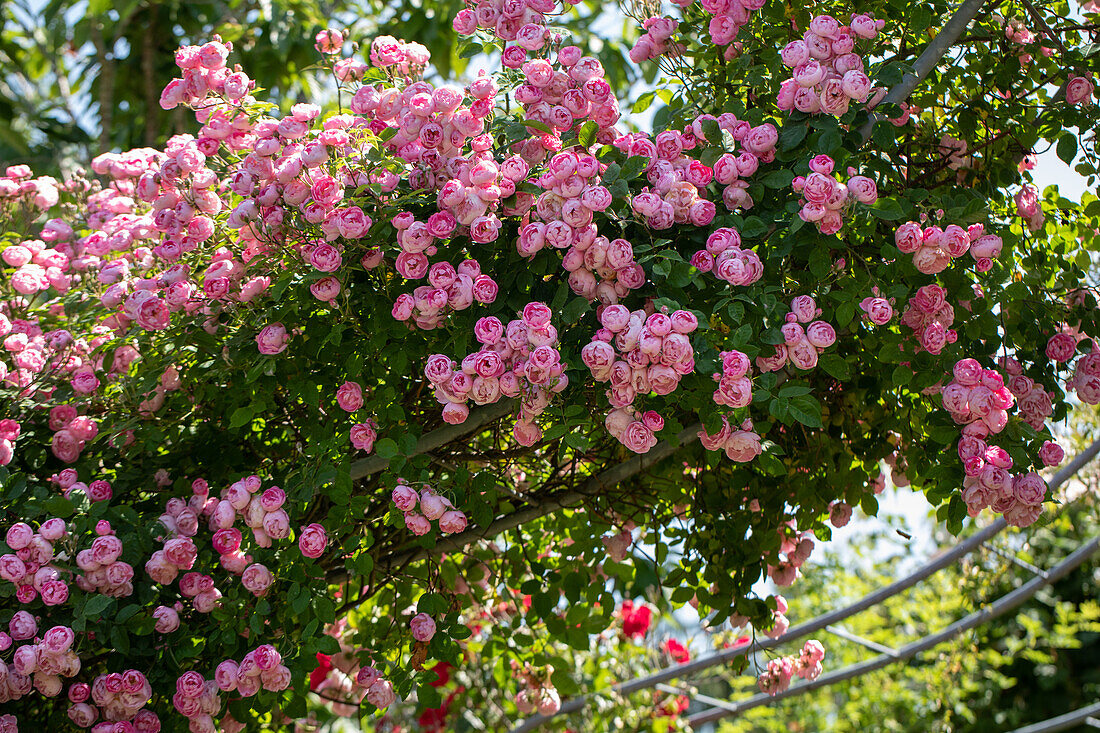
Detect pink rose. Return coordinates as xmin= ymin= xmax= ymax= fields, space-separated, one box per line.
xmin=350 ymin=422 xmax=377 ymax=452
xmin=5 ymin=522 xmax=33 ymax=550
xmin=829 ymin=502 xmax=852 ymax=527
xmin=298 ymin=523 xmax=328 ymax=559
xmin=256 ymin=323 xmax=289 ymax=355
xmin=1066 ymin=76 xmax=1095 ymax=105
xmin=1045 ymin=333 xmax=1077 ymax=363
xmin=621 ymin=421 xmax=657 ymax=454
xmin=1012 ymin=472 xmax=1047 ymax=505
xmin=154 ymin=605 xmax=180 ymax=633
xmin=894 ymin=222 xmax=923 ymax=254
xmin=367 ymin=679 xmax=397 ymax=708
xmin=309 ymin=243 xmax=343 ymax=272
xmin=725 ymin=429 xmax=762 ymax=462
xmin=846 ymin=175 xmax=877 ymax=204
xmin=336 ymin=381 xmax=364 ymax=412
xmin=241 ymin=563 xmax=273 ymax=596
xmin=404 ymin=513 xmax=431 ymax=535
xmin=1039 ymin=440 xmax=1064 ymax=467
xmin=805 ymin=321 xmax=836 ymax=349
xmin=790 ymin=295 xmax=817 ymax=323
xmin=439 ymin=510 xmax=467 ymax=534
xmin=860 ymin=297 xmax=893 ymax=324
xmin=410 ymin=612 xmax=437 ymax=641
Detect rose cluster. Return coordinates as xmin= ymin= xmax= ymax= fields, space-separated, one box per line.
xmin=519 ymin=150 xmax=645 ymax=303
xmin=72 ymin=670 xmax=158 ymax=731
xmin=582 ymin=306 xmax=698 ymax=452
xmin=899 ymin=284 xmax=957 ymax=355
xmin=350 ymin=663 xmax=396 ymax=709
xmin=391 ymin=257 xmax=499 ymax=331
xmin=757 ymin=639 xmax=826 ymax=695
xmin=756 ymin=296 xmax=837 ymax=372
xmin=768 ymin=520 xmax=817 ymax=587
xmin=1 ymin=616 xmax=81 ymax=705
xmin=942 ymin=359 xmax=1047 ymax=526
xmin=0 ymin=163 xmax=61 ymax=210
xmin=173 ymin=645 xmax=290 ymax=731
xmin=699 ymin=0 xmax=763 ymax=48
xmin=75 ymin=528 xmax=134 ymax=600
xmin=793 ymin=157 xmax=877 ymax=235
xmin=894 ymin=219 xmax=1002 ymax=275
xmin=628 ymin=17 xmax=682 ymax=63
xmin=425 ymin=302 xmax=566 ymax=445
xmin=391 ymin=479 xmax=469 ymax=536
xmin=624 ymin=127 xmax=717 ymax=229
xmin=452 ymin=0 xmax=575 ymax=52
xmin=512 ymin=662 xmax=561 ymax=717
xmin=624 ymin=115 xmax=778 ymax=216
xmin=1067 ymin=339 xmax=1100 ymax=404
xmin=507 ymin=51 xmax=622 ymax=163
xmin=1 ymin=519 xmax=69 ymax=605
xmin=711 ymin=349 xmax=753 ymax=409
xmin=777 ymin=14 xmax=883 ymax=116
xmin=689 ymin=226 xmax=764 ymax=286
xmin=368 ymin=35 xmax=430 ymax=77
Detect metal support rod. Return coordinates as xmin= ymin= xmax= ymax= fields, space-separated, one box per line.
xmin=982 ymin=543 xmax=1049 ymax=579
xmin=1085 ymin=717 xmax=1100 ymax=730
xmin=858 ymin=0 xmax=989 ymax=143
xmin=1007 ymin=702 xmax=1100 ymax=733
xmin=349 ymin=399 xmax=517 ymax=480
xmin=508 ymin=437 xmax=1100 ymax=733
xmin=824 ymin=625 xmax=900 ymax=658
xmin=654 ymin=683 xmax=740 ymax=713
xmin=508 ymin=520 xmax=1005 ymax=732
xmin=329 ymin=422 xmax=704 ymax=584
xmin=688 ymin=537 xmax=1100 ymax=726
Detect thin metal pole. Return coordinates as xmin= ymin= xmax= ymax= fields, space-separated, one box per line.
xmin=1007 ymin=702 xmax=1100 ymax=733
xmin=508 ymin=520 xmax=1005 ymax=733
xmin=858 ymin=0 xmax=989 ymax=143
xmin=687 ymin=537 xmax=1100 ymax=726
xmin=329 ymin=422 xmax=704 ymax=583
xmin=983 ymin=543 xmax=1049 ymax=579
xmin=509 ymin=437 xmax=1100 ymax=732
xmin=348 ymin=399 xmax=517 ymax=480
xmin=824 ymin=625 xmax=899 ymax=658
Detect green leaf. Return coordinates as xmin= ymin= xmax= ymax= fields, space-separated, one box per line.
xmin=892 ymin=364 xmax=913 ymax=386
xmin=374 ymin=438 xmax=398 ymax=459
xmin=521 ymin=118 xmax=553 ymax=135
xmin=620 ymin=155 xmax=649 ymax=180
xmin=84 ymin=595 xmax=112 ymax=616
xmin=761 ymin=169 xmax=795 ymax=189
xmin=229 ymin=405 xmax=254 ymax=429
xmin=577 ymin=120 xmax=598 ymax=148
xmin=779 ymin=124 xmax=808 ymax=151
xmin=818 ymin=354 xmax=851 ymax=381
xmin=701 ymin=118 xmax=723 ymax=147
xmin=43 ymin=495 xmax=74 ymax=518
xmin=816 ymin=127 xmax=842 ymax=154
xmin=741 ymin=216 xmax=768 ymax=239
xmin=561 ymin=297 xmax=591 ymax=324
xmin=870 ymin=198 xmax=906 ymax=221
xmin=787 ymin=394 xmax=823 ymax=428
xmin=1057 ymin=134 xmax=1078 ymax=166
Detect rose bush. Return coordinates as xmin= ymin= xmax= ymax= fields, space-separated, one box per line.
xmin=0 ymin=0 xmax=1098 ymax=730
